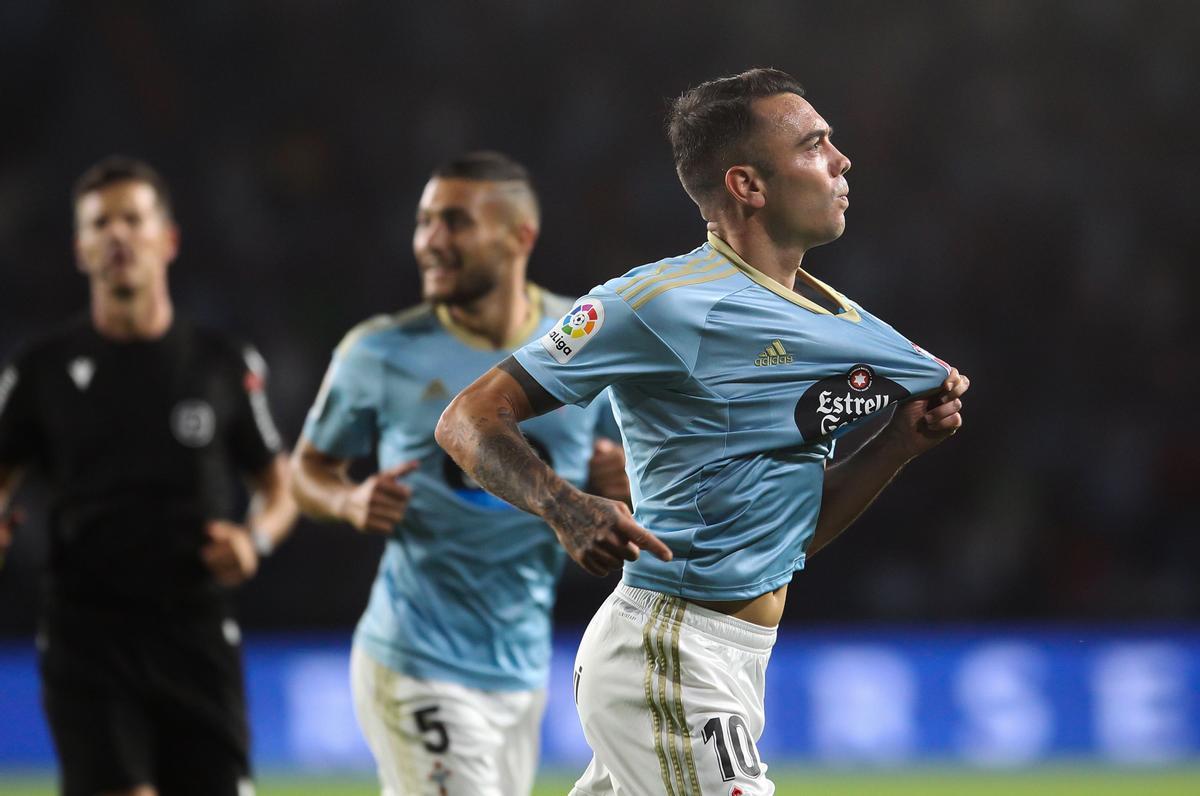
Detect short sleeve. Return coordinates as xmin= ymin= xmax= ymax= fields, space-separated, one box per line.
xmin=0 ymin=352 xmax=40 ymax=465
xmin=512 ymin=292 xmax=687 ymax=407
xmin=228 ymin=344 xmax=284 ymax=473
xmin=301 ymin=337 xmax=379 ymax=459
xmin=591 ymin=388 xmax=621 ymax=441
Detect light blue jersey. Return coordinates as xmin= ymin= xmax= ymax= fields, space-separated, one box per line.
xmin=514 ymin=233 xmax=952 ymax=601
xmin=304 ymin=286 xmax=604 ymax=691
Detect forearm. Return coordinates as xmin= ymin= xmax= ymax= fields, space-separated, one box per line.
xmin=436 ymin=385 xmax=578 ymax=520
xmin=811 ymin=368 xmax=970 ymax=557
xmin=246 ymin=454 xmax=299 ymax=545
xmin=809 ymin=431 xmax=912 ymax=557
xmin=289 ymin=444 xmax=357 ymax=523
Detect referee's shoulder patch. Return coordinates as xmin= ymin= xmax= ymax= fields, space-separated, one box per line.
xmin=541 ymin=298 xmax=605 ymax=364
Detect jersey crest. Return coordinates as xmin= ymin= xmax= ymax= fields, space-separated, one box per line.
xmin=171 ymin=399 xmax=217 ymax=447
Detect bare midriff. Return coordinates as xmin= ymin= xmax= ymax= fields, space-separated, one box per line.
xmin=688 ymin=583 xmax=788 ymax=628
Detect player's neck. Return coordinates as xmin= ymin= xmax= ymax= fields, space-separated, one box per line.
xmin=90 ymin=283 xmax=174 ymax=341
xmin=444 ymin=270 xmax=532 ymax=349
xmin=711 ymin=224 xmax=805 ymax=291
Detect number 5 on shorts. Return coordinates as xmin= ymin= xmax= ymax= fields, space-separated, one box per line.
xmin=414 ymin=705 xmax=449 ymax=753
xmin=702 ymin=715 xmax=762 ymax=781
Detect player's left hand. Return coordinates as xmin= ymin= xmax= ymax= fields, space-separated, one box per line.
xmin=883 ymin=367 xmax=971 ymax=461
xmin=586 ymin=437 xmax=631 ymax=504
xmin=201 ymin=520 xmax=259 ymax=586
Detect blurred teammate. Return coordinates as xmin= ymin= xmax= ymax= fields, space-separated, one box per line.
xmin=437 ymin=69 xmax=971 ymax=794
xmin=290 ymin=151 xmax=629 ymax=795
xmin=0 ymin=156 xmax=297 ymax=796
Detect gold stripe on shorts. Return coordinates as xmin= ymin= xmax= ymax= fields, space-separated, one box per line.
xmin=377 ymin=659 xmax=420 ymax=793
xmin=655 ymin=597 xmax=689 ymax=795
xmin=668 ymin=596 xmax=703 ymax=794
xmin=643 ymin=595 xmax=678 ymax=795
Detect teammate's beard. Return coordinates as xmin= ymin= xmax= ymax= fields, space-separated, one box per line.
xmin=110 ymin=284 xmax=137 ymax=301
xmin=431 ymin=269 xmax=497 ymax=307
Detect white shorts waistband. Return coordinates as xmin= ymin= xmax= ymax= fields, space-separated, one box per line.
xmin=614 ymin=582 xmax=777 ymax=653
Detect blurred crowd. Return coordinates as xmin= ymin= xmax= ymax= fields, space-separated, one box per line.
xmin=2 ymin=0 xmax=1196 ymax=631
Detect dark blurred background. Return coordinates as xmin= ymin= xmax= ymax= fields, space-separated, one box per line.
xmin=2 ymin=0 xmax=1197 ymax=635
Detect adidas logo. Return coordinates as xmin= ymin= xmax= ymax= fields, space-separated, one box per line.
xmin=421 ymin=378 xmax=449 ymax=401
xmin=753 ymin=340 xmax=794 ymax=367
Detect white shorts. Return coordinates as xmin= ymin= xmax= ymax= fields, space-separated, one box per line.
xmin=570 ymin=583 xmax=777 ymax=796
xmin=350 ymin=643 xmax=546 ymax=795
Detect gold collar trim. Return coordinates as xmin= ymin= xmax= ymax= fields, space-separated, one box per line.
xmin=706 ymin=231 xmax=860 ymax=322
xmin=435 ymin=283 xmax=546 ymax=350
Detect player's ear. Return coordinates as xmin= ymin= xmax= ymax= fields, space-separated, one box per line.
xmin=512 ymin=220 xmax=539 ymax=257
xmin=724 ymin=165 xmax=766 ymax=211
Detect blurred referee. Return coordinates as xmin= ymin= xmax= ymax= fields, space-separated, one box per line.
xmin=0 ymin=157 xmax=297 ymax=796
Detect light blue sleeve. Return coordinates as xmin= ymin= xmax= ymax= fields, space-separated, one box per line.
xmin=301 ymin=338 xmax=379 ymax=458
xmin=512 ymin=290 xmax=688 ymax=407
xmin=591 ymin=388 xmax=621 ymax=441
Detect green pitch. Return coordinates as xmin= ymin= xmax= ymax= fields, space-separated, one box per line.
xmin=2 ymin=767 xmax=1199 ymax=794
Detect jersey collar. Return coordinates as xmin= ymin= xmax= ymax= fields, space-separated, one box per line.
xmin=435 ymin=283 xmax=546 ymax=351
xmin=706 ymin=231 xmax=861 ymax=322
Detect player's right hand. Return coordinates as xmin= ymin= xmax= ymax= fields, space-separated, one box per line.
xmin=340 ymin=460 xmax=420 ymax=534
xmin=546 ymin=493 xmax=672 ymax=577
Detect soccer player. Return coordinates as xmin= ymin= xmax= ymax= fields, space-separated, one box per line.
xmin=435 ymin=69 xmax=971 ymax=794
xmin=289 ymin=151 xmax=634 ymax=796
xmin=0 ymin=156 xmax=297 ymax=796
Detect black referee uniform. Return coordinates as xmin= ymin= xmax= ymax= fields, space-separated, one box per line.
xmin=0 ymin=315 xmax=283 ymax=795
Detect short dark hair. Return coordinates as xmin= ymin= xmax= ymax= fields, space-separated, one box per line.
xmin=72 ymin=155 xmax=174 ymax=220
xmin=431 ymin=150 xmax=539 ymax=223
xmin=667 ymin=68 xmax=806 ymax=206
xmin=431 ymin=150 xmax=532 ymax=185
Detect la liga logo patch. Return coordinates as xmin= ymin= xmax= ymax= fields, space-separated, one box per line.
xmin=541 ymin=298 xmax=605 ymax=364
xmin=562 ymin=303 xmax=600 ymax=338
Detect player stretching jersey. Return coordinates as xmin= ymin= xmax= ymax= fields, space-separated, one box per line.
xmin=513 ymin=231 xmax=951 ymax=792
xmin=291 ymin=152 xmax=629 ymax=796
xmin=515 ymin=231 xmax=951 ymax=601
xmin=436 ymin=69 xmax=971 ymax=795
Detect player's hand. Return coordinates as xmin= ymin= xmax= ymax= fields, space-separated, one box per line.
xmin=0 ymin=507 xmax=24 ymax=569
xmin=338 ymin=460 xmax=420 ymax=534
xmin=201 ymin=520 xmax=259 ymax=587
xmin=586 ymin=438 xmax=631 ymax=504
xmin=545 ymin=492 xmax=672 ymax=577
xmin=883 ymin=367 xmax=971 ymax=461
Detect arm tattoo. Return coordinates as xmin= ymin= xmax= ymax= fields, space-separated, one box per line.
xmin=471 ymin=425 xmax=560 ymax=516
xmin=541 ymin=485 xmax=616 ymax=555
xmin=497 ymin=356 xmax=562 ymax=416
xmin=466 ymin=410 xmax=612 ymax=557
xmin=439 ymin=364 xmax=608 ymax=559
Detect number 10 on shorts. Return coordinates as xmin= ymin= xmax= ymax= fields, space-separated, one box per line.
xmin=702 ymin=714 xmax=762 ymax=781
